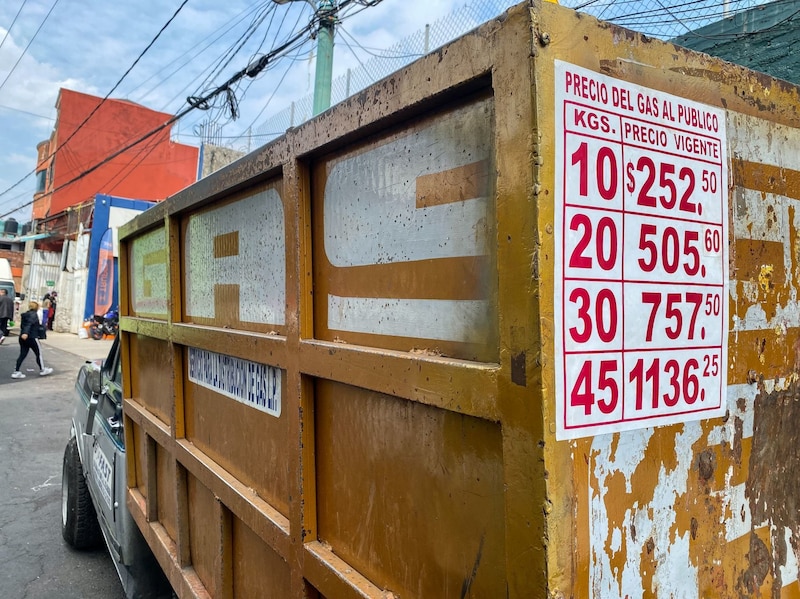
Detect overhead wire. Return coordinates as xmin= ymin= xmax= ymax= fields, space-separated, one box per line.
xmin=570 ymin=0 xmax=794 ymax=40
xmin=226 ymin=0 xmax=381 ymax=142
xmin=188 ymin=1 xmax=281 ymax=110
xmin=218 ymin=9 xmax=310 ymax=133
xmin=0 ymin=0 xmax=29 ymax=53
xmin=600 ymin=0 xmax=756 ymax=25
xmin=0 ymin=3 xmax=335 ymax=219
xmin=677 ymin=6 xmax=800 ymax=41
xmin=336 ymin=26 xmax=371 ymax=72
xmin=1 ymin=0 xmax=418 ymax=218
xmin=0 ymin=0 xmax=61 ymax=94
xmin=235 ymin=48 xmax=303 ymax=137
xmin=202 ymin=2 xmax=275 ymax=88
xmin=0 ymin=102 xmax=54 ymax=121
xmin=95 ymin=135 xmax=164 ymax=197
xmin=127 ymin=1 xmax=268 ymax=103
xmin=188 ymin=8 xmax=311 ymax=142
xmin=177 ymin=2 xmax=287 ymax=133
xmin=0 ymin=0 xmax=190 ymax=202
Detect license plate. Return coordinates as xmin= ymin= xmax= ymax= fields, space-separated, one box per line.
xmin=92 ymin=444 xmax=113 ymax=509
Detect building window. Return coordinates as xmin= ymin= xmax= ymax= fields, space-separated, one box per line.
xmin=35 ymin=169 xmax=46 ymax=193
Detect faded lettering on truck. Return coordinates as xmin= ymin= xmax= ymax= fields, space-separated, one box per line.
xmin=130 ymin=226 xmax=168 ymax=318
xmin=184 ymin=184 xmax=286 ymax=331
xmin=314 ymin=96 xmax=497 ymax=362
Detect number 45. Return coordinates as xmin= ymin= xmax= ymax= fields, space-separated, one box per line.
xmin=571 ymin=359 xmax=619 ymax=415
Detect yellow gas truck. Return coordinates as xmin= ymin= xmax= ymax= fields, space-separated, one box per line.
xmin=107 ymin=1 xmax=800 ymax=596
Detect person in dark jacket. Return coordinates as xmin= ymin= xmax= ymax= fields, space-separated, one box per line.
xmin=0 ymin=288 xmax=13 ymax=344
xmin=48 ymin=291 xmax=57 ymax=330
xmin=11 ymin=300 xmax=52 ymax=379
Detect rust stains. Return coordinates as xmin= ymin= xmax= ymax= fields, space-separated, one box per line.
xmin=732 ymin=239 xmax=786 ymax=322
xmin=640 ymin=537 xmax=656 ymax=595
xmin=673 ymin=426 xmax=730 ymax=598
xmin=744 ymin=378 xmax=800 ymax=597
xmin=697 ymin=449 xmax=716 ymax=481
xmin=732 ymin=159 xmax=800 ymax=202
xmin=727 ymin=329 xmax=800 ymax=385
xmin=791 ymin=204 xmax=799 ymax=286
xmin=736 ymin=532 xmax=772 ymax=598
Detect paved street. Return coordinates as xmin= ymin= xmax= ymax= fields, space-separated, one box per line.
xmin=0 ymin=329 xmax=124 ymax=598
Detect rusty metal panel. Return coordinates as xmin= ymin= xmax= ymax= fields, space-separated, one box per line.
xmin=156 ymin=444 xmax=178 ymax=544
xmin=187 ymin=475 xmax=220 ymax=594
xmin=532 ymin=1 xmax=800 ymax=597
xmin=129 ymin=419 xmax=148 ymax=502
xmin=231 ymin=517 xmax=291 ymax=598
xmin=315 ymin=380 xmax=506 ymax=598
xmin=128 ymin=333 xmax=173 ymax=424
xmin=183 ymin=346 xmax=290 ymax=518
xmin=117 ymin=2 xmax=800 ymax=597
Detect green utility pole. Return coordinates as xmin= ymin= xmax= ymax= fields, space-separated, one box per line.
xmin=273 ymin=0 xmax=337 ymax=115
xmin=313 ymin=1 xmax=336 ymax=115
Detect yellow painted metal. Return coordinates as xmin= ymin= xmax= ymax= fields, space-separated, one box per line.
xmin=118 ymin=1 xmax=800 ymax=597
xmin=531 ymin=2 xmax=800 ymax=597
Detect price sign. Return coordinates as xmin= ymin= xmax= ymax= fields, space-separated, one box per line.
xmin=554 ymin=61 xmax=728 ymax=440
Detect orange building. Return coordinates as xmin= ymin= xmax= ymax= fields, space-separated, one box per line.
xmin=33 ymin=88 xmax=198 ymax=224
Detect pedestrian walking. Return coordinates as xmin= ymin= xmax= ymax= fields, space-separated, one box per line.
xmin=41 ymin=294 xmax=52 ymax=334
xmin=11 ymin=300 xmax=53 ymax=379
xmin=48 ymin=291 xmax=57 ymax=330
xmin=0 ymin=288 xmax=13 ymax=344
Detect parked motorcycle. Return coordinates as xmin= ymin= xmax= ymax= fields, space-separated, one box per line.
xmin=89 ymin=310 xmax=119 ymax=340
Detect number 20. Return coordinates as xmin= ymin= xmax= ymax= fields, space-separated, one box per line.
xmin=569 ymin=214 xmax=618 ymax=271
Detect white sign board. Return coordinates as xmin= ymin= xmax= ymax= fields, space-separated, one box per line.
xmin=554 ymin=60 xmax=728 ymax=440
xmin=188 ymin=347 xmax=282 ymax=418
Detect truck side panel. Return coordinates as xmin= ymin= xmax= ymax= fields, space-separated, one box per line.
xmin=532 ymin=3 xmax=800 ymax=597
xmin=120 ymin=6 xmax=540 ymax=596
xmin=119 ymin=1 xmax=800 ymax=597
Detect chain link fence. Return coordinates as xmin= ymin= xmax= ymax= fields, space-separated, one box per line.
xmin=248 ymin=0 xmax=776 ymax=146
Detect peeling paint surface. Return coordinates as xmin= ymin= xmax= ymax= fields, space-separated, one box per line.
xmin=590 ymin=425 xmax=700 ymax=598
xmin=579 ymin=108 xmax=800 ymax=597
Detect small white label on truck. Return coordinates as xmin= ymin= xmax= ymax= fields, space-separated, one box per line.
xmin=554 ymin=60 xmax=729 ymax=440
xmin=93 ymin=444 xmax=113 ymax=509
xmin=188 ymin=347 xmax=282 ymax=418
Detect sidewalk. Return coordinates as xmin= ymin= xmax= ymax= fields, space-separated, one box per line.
xmin=39 ymin=330 xmax=113 ymax=362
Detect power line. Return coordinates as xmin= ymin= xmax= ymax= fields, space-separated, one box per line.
xmin=0 ymin=102 xmax=54 ymax=121
xmin=0 ymin=0 xmax=29 ymax=53
xmin=0 ymin=0 xmax=190 ymax=202
xmin=0 ymin=0 xmax=61 ymax=95
xmin=127 ymin=2 xmax=269 ymax=102
xmin=0 ymin=5 xmax=330 ymax=219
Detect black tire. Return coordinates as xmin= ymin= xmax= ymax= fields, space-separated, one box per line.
xmin=61 ymin=437 xmax=102 ymax=549
xmin=89 ymin=325 xmax=104 ymax=341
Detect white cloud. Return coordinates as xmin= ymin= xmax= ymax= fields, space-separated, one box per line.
xmin=0 ymin=0 xmax=505 ymax=215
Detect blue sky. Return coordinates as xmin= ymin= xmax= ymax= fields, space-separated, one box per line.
xmin=0 ymin=0 xmax=481 ymax=221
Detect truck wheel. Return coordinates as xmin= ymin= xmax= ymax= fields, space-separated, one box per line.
xmin=61 ymin=437 xmax=102 ymax=549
